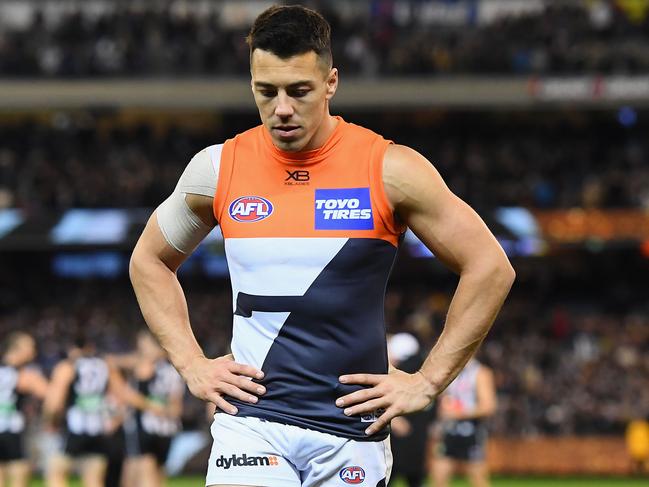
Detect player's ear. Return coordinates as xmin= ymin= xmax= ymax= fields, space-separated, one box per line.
xmin=325 ymin=67 xmax=338 ymax=101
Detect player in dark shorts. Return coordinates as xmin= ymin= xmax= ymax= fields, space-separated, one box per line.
xmin=433 ymin=359 xmax=497 ymax=487
xmin=115 ymin=331 xmax=184 ymax=487
xmin=44 ymin=337 xmax=163 ymax=487
xmin=0 ymin=331 xmax=48 ymax=487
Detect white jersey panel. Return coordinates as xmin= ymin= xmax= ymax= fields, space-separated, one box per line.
xmin=225 ymin=237 xmax=348 ymax=299
xmin=231 ymin=312 xmax=290 ymax=371
xmin=66 ymin=357 xmax=110 ymax=436
xmin=225 ymin=237 xmax=348 ymax=375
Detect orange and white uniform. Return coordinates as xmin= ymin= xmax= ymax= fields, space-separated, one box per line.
xmin=204 ymin=117 xmax=403 ymax=486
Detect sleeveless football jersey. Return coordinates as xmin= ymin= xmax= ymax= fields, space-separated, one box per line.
xmin=66 ymin=356 xmax=110 ymax=436
xmin=136 ymin=360 xmax=183 ymax=437
xmin=212 ymin=117 xmax=405 ymax=441
xmin=0 ymin=365 xmax=25 ymax=434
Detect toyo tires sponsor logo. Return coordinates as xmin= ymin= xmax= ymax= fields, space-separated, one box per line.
xmin=229 ymin=196 xmax=274 ymax=222
xmin=339 ymin=465 xmax=365 ymax=484
xmin=314 ymin=187 xmax=374 ymax=230
xmin=215 ymin=453 xmax=279 ymax=469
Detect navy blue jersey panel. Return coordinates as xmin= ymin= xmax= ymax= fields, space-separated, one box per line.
xmin=230 ymin=238 xmax=398 ymax=441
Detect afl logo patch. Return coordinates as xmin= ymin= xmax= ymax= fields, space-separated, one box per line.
xmin=339 ymin=466 xmax=365 ymax=484
xmin=229 ymin=196 xmax=274 ymax=222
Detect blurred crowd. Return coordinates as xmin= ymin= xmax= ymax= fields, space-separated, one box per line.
xmin=1 ymin=0 xmax=649 ymax=77
xmin=2 ymin=250 xmax=648 ymax=438
xmin=1 ymin=110 xmax=648 ymax=212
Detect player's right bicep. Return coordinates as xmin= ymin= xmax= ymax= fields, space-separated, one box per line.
xmin=155 ymin=147 xmax=220 ymax=254
xmin=155 ymin=191 xmax=216 ymax=256
xmin=132 ymin=211 xmax=190 ymax=274
xmin=134 ymin=146 xmax=221 ymax=271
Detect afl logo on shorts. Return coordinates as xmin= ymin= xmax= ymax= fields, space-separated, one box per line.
xmin=339 ymin=466 xmax=365 ymax=484
xmin=229 ymin=196 xmax=274 ymax=223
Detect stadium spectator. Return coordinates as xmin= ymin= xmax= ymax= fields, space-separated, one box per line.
xmin=2 ymin=1 xmax=649 ymax=77
xmin=2 ymin=110 xmax=649 ymax=212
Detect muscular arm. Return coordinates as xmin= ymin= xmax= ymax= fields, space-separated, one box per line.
xmin=130 ymin=190 xmax=265 ymax=412
xmin=105 ymin=353 xmax=138 ymax=372
xmin=384 ymin=144 xmax=515 ymax=394
xmin=107 ymin=364 xmax=155 ymax=412
xmin=18 ymin=368 xmax=49 ymax=400
xmin=129 ymin=194 xmax=214 ymax=376
xmin=337 ymin=145 xmax=513 ymax=435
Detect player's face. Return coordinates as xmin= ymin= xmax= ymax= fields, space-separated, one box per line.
xmin=251 ymin=49 xmax=338 ymax=152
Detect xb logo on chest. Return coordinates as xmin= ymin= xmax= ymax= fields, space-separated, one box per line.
xmin=229 ymin=196 xmax=274 ymax=222
xmin=285 ymin=170 xmax=310 ymax=186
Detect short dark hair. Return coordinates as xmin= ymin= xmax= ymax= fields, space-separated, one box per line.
xmin=246 ymin=5 xmax=332 ymax=68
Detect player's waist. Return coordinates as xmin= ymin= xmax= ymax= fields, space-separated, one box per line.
xmin=225 ymin=402 xmax=388 ymax=442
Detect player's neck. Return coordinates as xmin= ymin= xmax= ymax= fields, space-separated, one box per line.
xmin=302 ymin=114 xmax=339 ymax=152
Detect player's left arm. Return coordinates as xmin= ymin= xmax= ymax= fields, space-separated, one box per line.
xmin=337 ymin=144 xmax=514 ymax=435
xmin=107 ymin=363 xmax=162 ymax=414
xmin=18 ymin=367 xmax=49 ymax=400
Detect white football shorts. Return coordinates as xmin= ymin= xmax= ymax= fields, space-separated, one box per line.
xmin=206 ymin=413 xmax=392 ymax=487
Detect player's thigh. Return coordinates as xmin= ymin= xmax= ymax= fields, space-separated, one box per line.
xmin=7 ymin=460 xmax=30 ymax=487
xmin=466 ymin=461 xmax=490 ymax=487
xmin=299 ymin=434 xmax=391 ymax=487
xmin=206 ymin=414 xmax=299 ymax=487
xmin=79 ymin=455 xmax=107 ymax=487
xmin=432 ymin=456 xmax=455 ymax=487
xmin=121 ymin=457 xmax=138 ymax=487
xmin=46 ymin=453 xmax=71 ymax=476
xmin=135 ymin=454 xmax=159 ymax=487
xmin=0 ymin=464 xmax=5 ymax=487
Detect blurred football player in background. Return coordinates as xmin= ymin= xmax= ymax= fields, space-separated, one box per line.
xmin=44 ymin=336 xmax=163 ymax=487
xmin=0 ymin=332 xmax=48 ymax=487
xmin=387 ymin=332 xmax=435 ymax=487
xmin=114 ymin=330 xmax=184 ymax=487
xmin=433 ymin=358 xmax=496 ymax=487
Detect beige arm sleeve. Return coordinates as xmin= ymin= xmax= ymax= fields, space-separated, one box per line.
xmin=155 ymin=145 xmax=221 ymax=254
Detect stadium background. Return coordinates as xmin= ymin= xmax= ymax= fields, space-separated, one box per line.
xmin=1 ymin=0 xmax=649 ymax=485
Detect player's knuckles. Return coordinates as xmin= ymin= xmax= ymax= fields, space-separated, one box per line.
xmin=212 ymin=367 xmax=230 ymax=381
